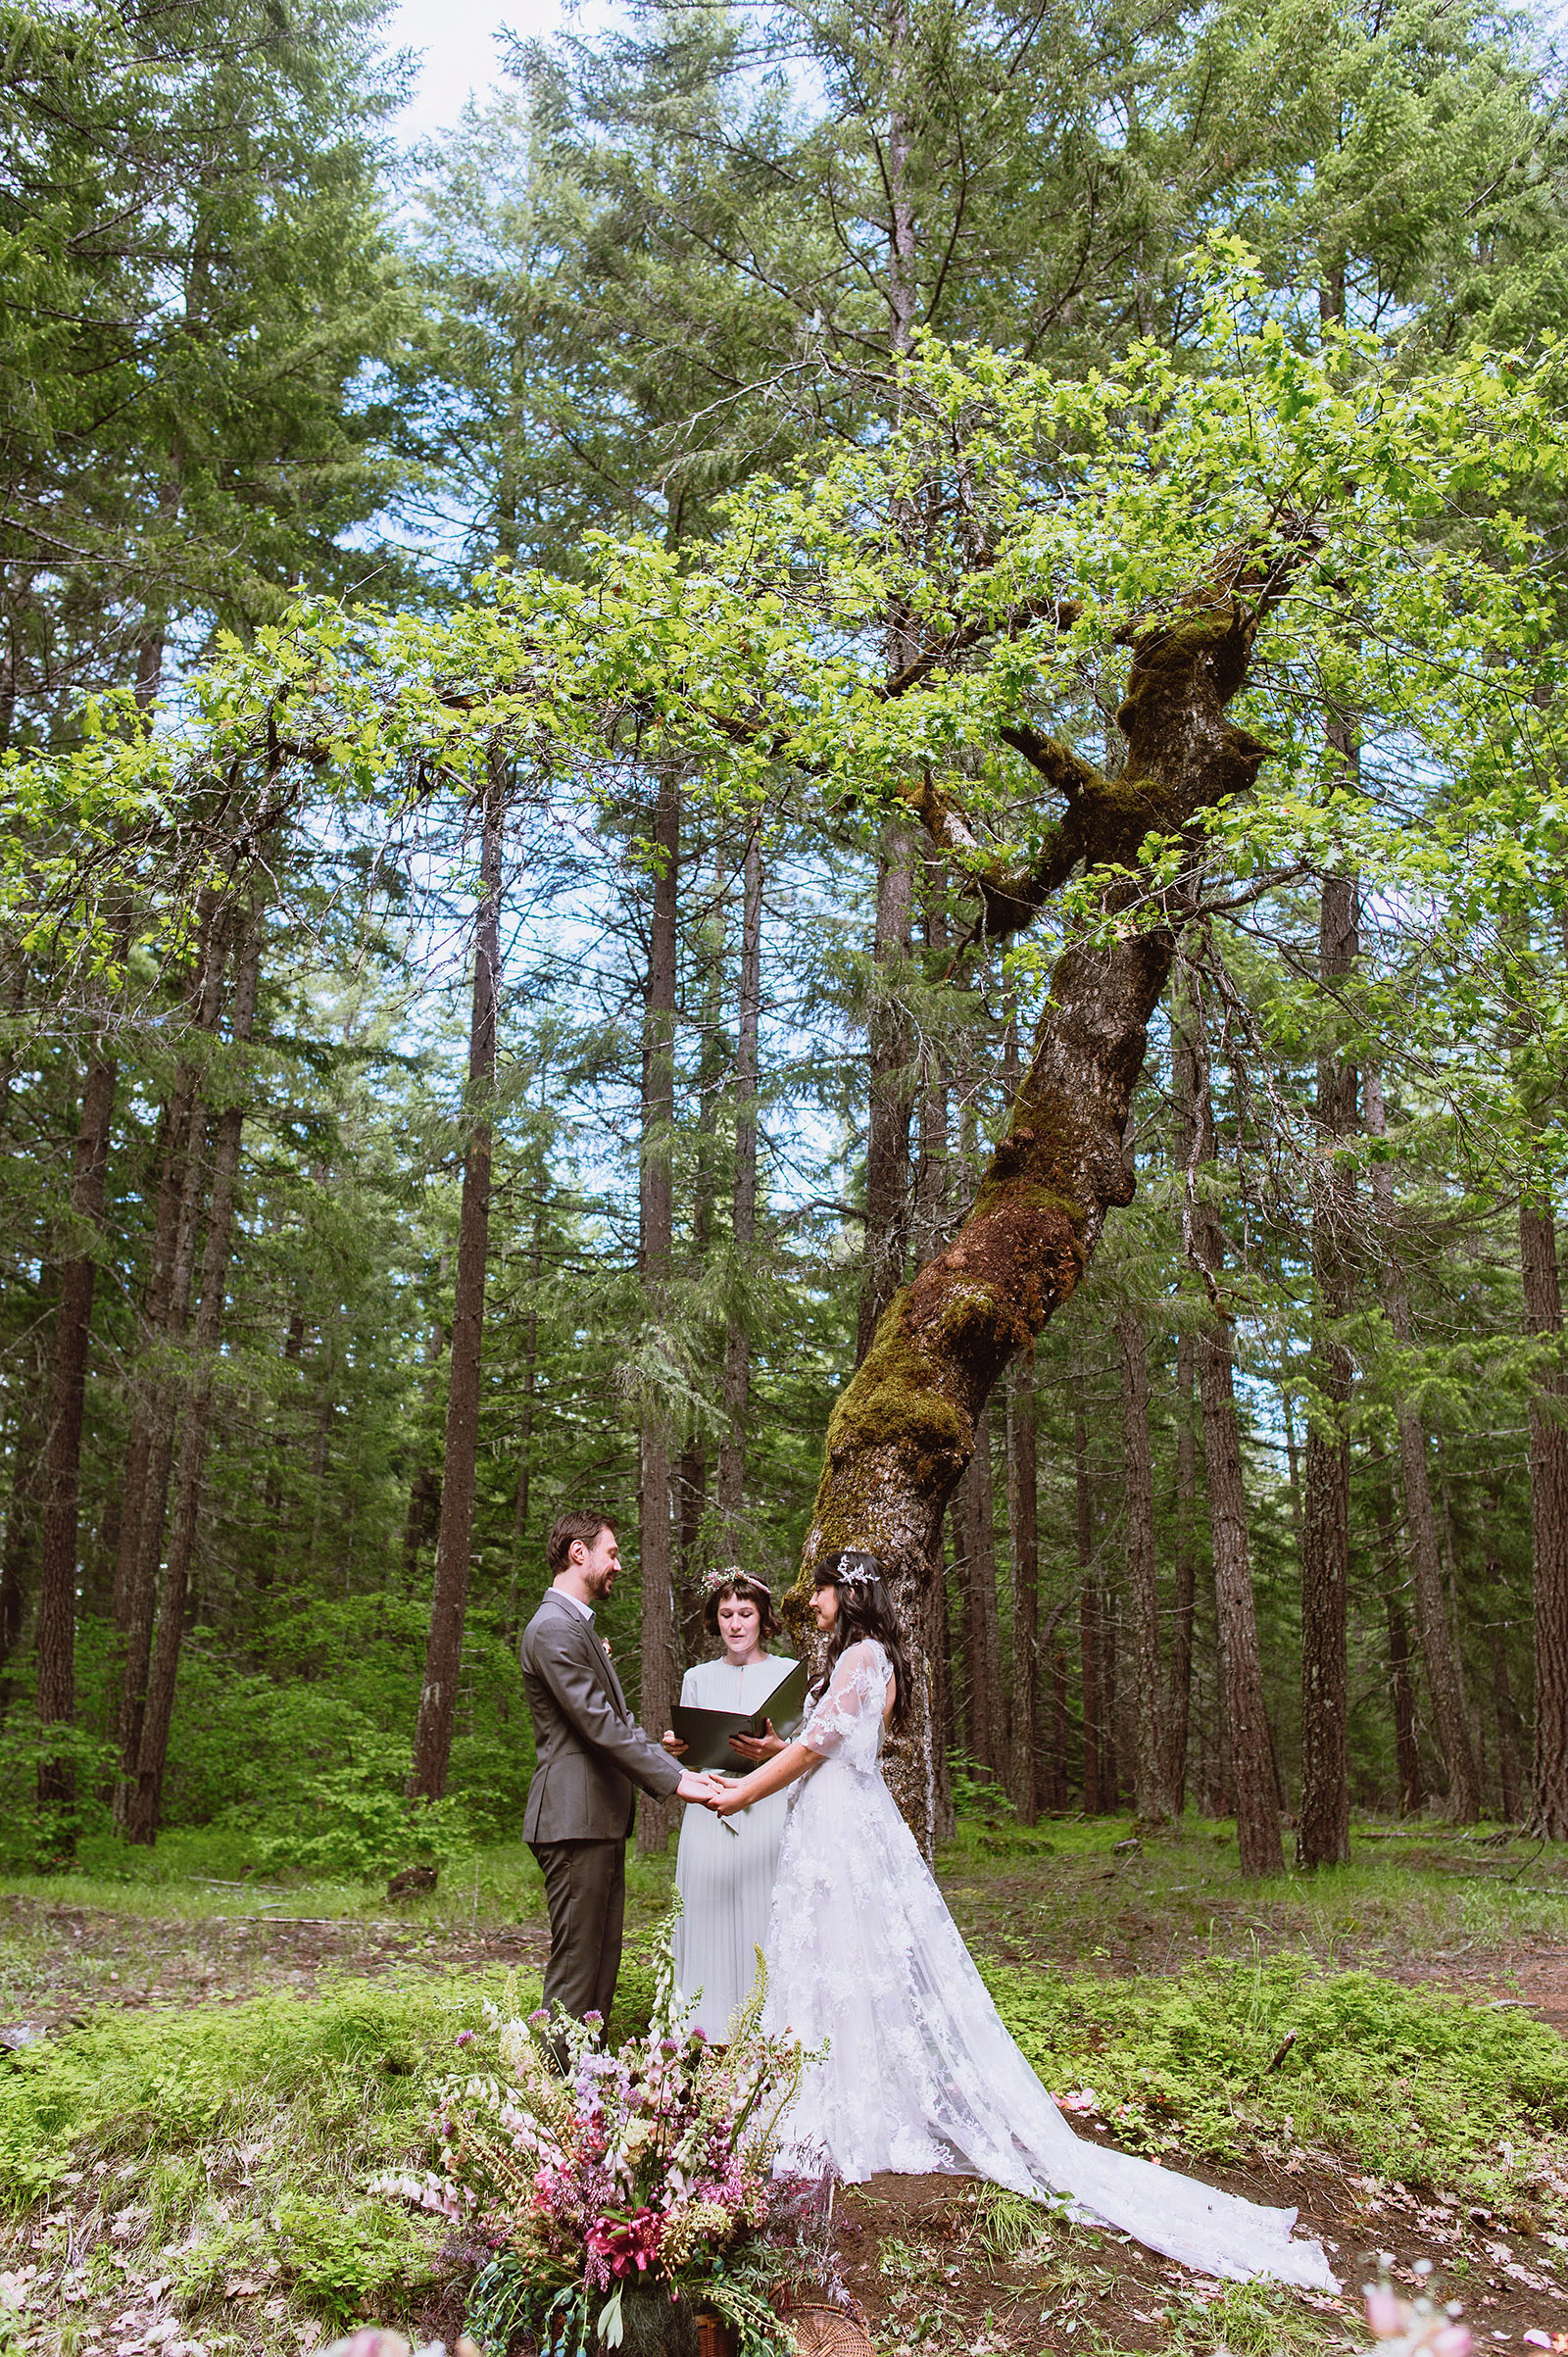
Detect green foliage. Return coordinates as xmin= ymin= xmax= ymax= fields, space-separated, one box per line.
xmin=988 ymin=1953 xmax=1568 ymax=2206
xmin=0 ymin=1973 xmax=543 ymax=2335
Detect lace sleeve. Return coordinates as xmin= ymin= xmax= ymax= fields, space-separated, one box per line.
xmin=800 ymin=1641 xmax=889 ymax=1760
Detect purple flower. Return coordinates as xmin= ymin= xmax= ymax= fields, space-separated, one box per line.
xmin=456 ymin=2029 xmax=475 ymax=2048
xmin=527 ymin=2007 xmax=550 ymax=2028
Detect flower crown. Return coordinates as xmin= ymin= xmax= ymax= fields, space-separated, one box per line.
xmin=700 ymin=1566 xmax=769 ymax=1599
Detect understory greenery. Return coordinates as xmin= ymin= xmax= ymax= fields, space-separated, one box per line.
xmin=2 ymin=1858 xmax=1565 ymax=2351
xmin=987 ymin=1959 xmax=1568 ymax=2214
xmin=0 ymin=1598 xmax=530 ymax=1878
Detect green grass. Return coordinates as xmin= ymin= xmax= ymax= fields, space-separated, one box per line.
xmin=986 ymin=1951 xmax=1568 ymax=2214
xmin=3 ymin=1820 xmax=1567 ymax=2353
xmin=942 ymin=1811 xmax=1568 ymax=1975
xmin=0 ymin=1971 xmax=539 ymax=2345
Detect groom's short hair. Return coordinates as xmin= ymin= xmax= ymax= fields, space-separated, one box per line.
xmin=547 ymin=1508 xmax=617 ymax=1577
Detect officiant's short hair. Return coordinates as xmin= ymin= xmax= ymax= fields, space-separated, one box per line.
xmin=702 ymin=1569 xmax=778 ymax=1641
xmin=547 ymin=1507 xmax=618 ymax=1576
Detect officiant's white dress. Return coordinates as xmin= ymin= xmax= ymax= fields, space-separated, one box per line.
xmin=673 ymin=1652 xmax=797 ymax=2039
xmin=761 ymin=1638 xmax=1336 ymax=2289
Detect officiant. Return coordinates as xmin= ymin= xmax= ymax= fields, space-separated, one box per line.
xmin=662 ymin=1569 xmax=798 ymax=2039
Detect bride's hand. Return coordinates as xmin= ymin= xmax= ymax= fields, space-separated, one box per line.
xmin=711 ymin=1778 xmax=752 ymax=1818
xmin=728 ymin=1718 xmax=784 ymax=1762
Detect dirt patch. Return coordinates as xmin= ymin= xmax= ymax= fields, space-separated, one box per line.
xmin=0 ymin=1893 xmax=549 ymax=2032
xmin=828 ymin=2154 xmax=1568 ymax=2354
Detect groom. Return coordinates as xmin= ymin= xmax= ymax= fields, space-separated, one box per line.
xmin=519 ymin=1508 xmax=720 ymax=2048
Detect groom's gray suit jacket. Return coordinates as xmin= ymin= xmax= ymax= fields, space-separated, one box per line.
xmin=518 ymin=1588 xmax=683 ymax=1842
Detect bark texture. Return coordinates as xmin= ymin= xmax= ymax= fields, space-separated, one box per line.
xmin=409 ymin=766 xmax=504 ymax=1804
xmin=1181 ymin=975 xmax=1284 ymax=1877
xmin=1520 ymin=1192 xmax=1568 ymax=1838
xmin=958 ymin=1405 xmax=1005 ymax=1777
xmin=1117 ymin=1306 xmax=1174 ymax=1822
xmin=717 ymin=833 xmax=762 ymax=1537
xmin=637 ymin=774 xmax=682 ymax=1854
xmin=857 ymin=826 xmax=915 ymax=1365
xmin=34 ymin=1046 xmax=117 ymax=1815
xmin=1365 ymin=1069 xmax=1480 ymax=1819
xmin=790 ymin=602 xmax=1276 ymax=1840
xmin=125 ymin=916 xmax=263 ymax=1842
xmin=1298 ymin=866 xmax=1357 ymax=1868
xmin=113 ymin=901 xmax=230 ymax=1820
xmin=1165 ymin=1330 xmax=1199 ymax=1811
xmin=1005 ymin=1352 xmax=1038 ymax=1822
xmin=1075 ymin=1398 xmax=1102 ymax=1813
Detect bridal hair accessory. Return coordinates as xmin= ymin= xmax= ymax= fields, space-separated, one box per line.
xmin=832 ymin=1551 xmax=880 ymax=1589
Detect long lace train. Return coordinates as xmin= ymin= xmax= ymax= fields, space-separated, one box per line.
xmin=760 ymin=1639 xmax=1337 ymax=2290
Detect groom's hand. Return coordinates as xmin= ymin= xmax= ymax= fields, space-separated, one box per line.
xmin=675 ymin=1769 xmax=723 ymax=1804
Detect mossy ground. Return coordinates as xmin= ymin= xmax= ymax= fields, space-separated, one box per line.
xmin=2 ymin=1817 xmax=1566 ymax=2356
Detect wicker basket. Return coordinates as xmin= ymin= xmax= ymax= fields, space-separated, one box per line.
xmin=694 ymin=2317 xmax=737 ymax=2357
xmin=780 ymin=2306 xmax=875 ymax=2357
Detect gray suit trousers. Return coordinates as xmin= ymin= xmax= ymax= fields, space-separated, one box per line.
xmin=531 ymin=1836 xmax=625 ymax=2048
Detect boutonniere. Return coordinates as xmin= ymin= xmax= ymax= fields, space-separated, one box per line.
xmin=602 ymin=1639 xmax=613 ymax=1659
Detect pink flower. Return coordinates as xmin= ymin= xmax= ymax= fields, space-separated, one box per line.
xmin=586 ymin=2210 xmax=663 ymax=2279
xmin=1366 ymin=2288 xmax=1405 ymax=2337
xmin=456 ymin=2030 xmax=475 ymax=2048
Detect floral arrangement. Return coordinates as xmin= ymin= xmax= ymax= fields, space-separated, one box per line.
xmin=374 ymin=1929 xmax=847 ymax=2357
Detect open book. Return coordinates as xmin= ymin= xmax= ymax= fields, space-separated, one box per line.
xmin=668 ymin=1658 xmax=810 ymax=1773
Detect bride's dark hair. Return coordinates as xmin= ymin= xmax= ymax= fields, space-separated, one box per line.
xmin=809 ymin=1550 xmax=912 ymax=1733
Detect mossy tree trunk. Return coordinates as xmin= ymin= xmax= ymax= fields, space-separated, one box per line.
xmin=789 ymin=596 xmax=1280 ymax=1849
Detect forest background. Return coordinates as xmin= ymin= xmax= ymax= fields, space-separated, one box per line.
xmin=6 ymin=0 xmax=1568 ymax=1887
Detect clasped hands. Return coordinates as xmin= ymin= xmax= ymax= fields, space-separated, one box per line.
xmin=670 ymin=1766 xmax=755 ymax=1817
xmin=664 ymin=1720 xmax=785 ymax=1818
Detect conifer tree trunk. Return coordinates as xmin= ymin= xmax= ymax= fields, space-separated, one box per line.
xmin=0 ymin=1329 xmax=49 ymax=1709
xmin=1491 ymin=1627 xmax=1524 ymax=1824
xmin=1370 ymin=1459 xmax=1426 ymax=1817
xmin=926 ymin=1543 xmax=956 ymax=1842
xmin=1048 ymin=1645 xmax=1068 ymax=1811
xmin=912 ymin=848 xmax=954 ymax=1840
xmin=1387 ymin=1584 xmax=1425 ymax=1818
xmin=1182 ymin=979 xmax=1284 ymax=1877
xmin=1117 ymin=1306 xmax=1173 ymax=1822
xmin=1165 ymin=1331 xmax=1199 ymax=1811
xmin=858 ymin=827 xmax=915 ymax=1364
xmin=717 ymin=834 xmax=762 ymax=1538
xmin=409 ymin=763 xmax=505 ymax=1804
xmin=1520 ymin=1190 xmax=1568 ymax=1837
xmin=35 ymin=1044 xmax=117 ymax=1816
xmin=1006 ymin=1352 xmax=1038 ymax=1822
xmin=113 ymin=902 xmax=229 ymax=1819
xmin=125 ymin=916 xmax=263 ymax=1842
xmin=638 ymin=773 xmax=681 ymax=1854
xmin=1102 ymin=1588 xmax=1122 ymax=1807
xmin=1298 ymin=864 xmax=1357 ymax=1868
xmin=959 ymin=1405 xmax=1005 ymax=1777
xmin=402 ymin=1294 xmax=448 ymax=1592
xmin=1075 ymin=1400 xmax=1102 ymax=1812
xmin=1365 ymin=1069 xmax=1480 ymax=1818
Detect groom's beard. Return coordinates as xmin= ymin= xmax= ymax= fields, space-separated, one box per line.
xmin=585 ymin=1570 xmax=616 ymax=1605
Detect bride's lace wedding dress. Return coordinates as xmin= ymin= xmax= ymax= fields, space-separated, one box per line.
xmin=760 ymin=1638 xmax=1337 ymax=2289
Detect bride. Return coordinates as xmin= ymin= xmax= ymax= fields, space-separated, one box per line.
xmin=710 ymin=1550 xmax=1337 ymax=2290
